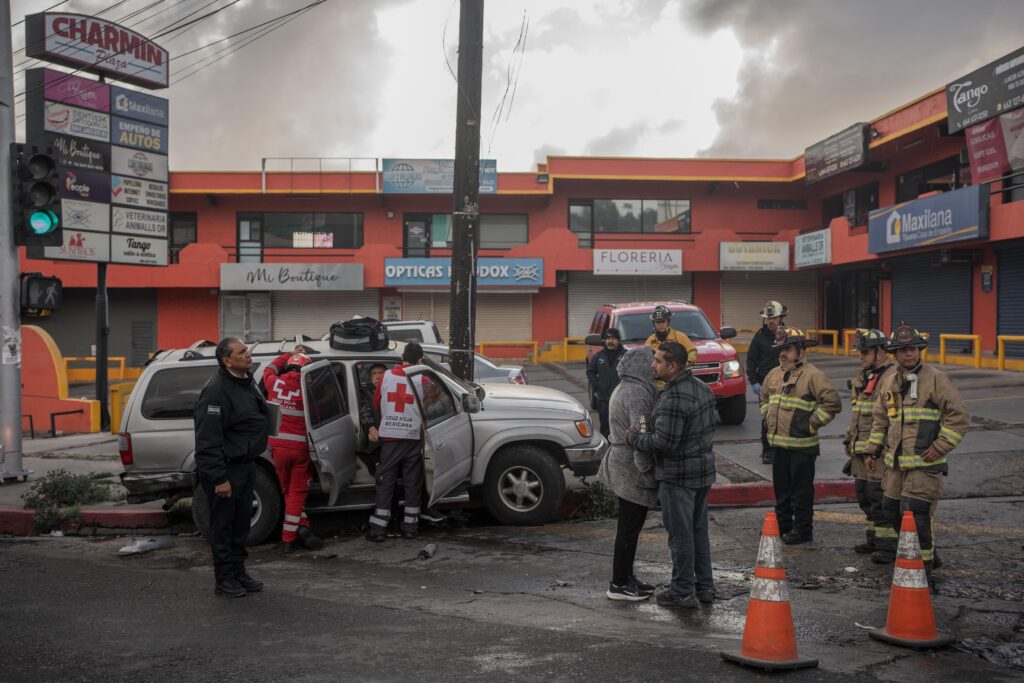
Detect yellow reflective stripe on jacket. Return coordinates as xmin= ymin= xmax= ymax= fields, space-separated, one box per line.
xmin=867 ymin=431 xmax=884 ymax=446
xmin=883 ymin=451 xmax=947 ymax=469
xmin=767 ymin=394 xmax=818 ymax=411
xmin=852 ymin=439 xmax=875 ymax=454
xmin=760 ymin=404 xmax=769 ymax=418
xmin=939 ymin=425 xmax=964 ymax=446
xmin=767 ymin=433 xmax=820 ymax=448
xmin=899 ymin=407 xmax=942 ymax=421
xmin=813 ymin=406 xmax=834 ymax=426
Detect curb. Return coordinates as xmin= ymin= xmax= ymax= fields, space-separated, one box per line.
xmin=709 ymin=479 xmax=855 ymax=507
xmin=0 ymin=505 xmax=168 ymax=537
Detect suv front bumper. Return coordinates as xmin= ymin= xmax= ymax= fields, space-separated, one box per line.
xmin=120 ymin=470 xmax=194 ymax=504
xmin=564 ymin=435 xmax=608 ymax=477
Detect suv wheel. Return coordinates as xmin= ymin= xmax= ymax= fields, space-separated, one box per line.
xmin=483 ymin=445 xmax=566 ymax=525
xmin=718 ymin=394 xmax=747 ymax=425
xmin=191 ymin=465 xmax=284 ymax=546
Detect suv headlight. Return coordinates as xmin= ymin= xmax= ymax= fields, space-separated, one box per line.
xmin=575 ymin=419 xmax=592 ymax=438
xmin=723 ymin=360 xmax=742 ymax=378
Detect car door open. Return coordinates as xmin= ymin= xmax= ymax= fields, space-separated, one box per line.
xmin=301 ymin=360 xmax=358 ymax=505
xmin=406 ymin=367 xmax=475 ymax=506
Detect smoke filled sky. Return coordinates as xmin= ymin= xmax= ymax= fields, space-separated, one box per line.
xmin=12 ymin=0 xmax=1024 ymax=171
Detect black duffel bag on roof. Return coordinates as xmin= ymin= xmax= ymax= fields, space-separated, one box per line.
xmin=329 ymin=317 xmax=389 ymax=352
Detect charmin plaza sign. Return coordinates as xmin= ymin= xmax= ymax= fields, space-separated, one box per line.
xmin=221 ymin=263 xmax=365 ymax=291
xmin=25 ymin=13 xmax=169 ymax=89
xmin=868 ymin=185 xmax=990 ymax=253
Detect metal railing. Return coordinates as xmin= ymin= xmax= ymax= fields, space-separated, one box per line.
xmin=64 ymin=356 xmax=127 ymax=382
xmin=476 ymin=341 xmax=539 ymax=365
xmin=562 ymin=337 xmax=587 ymax=362
xmin=939 ymin=334 xmax=982 ymax=368
xmin=997 ymin=335 xmax=1024 ymax=371
xmin=807 ymin=329 xmax=839 ymax=355
xmin=109 ymin=382 xmax=137 ymax=433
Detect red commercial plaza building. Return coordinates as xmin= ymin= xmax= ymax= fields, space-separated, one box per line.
xmin=20 ymin=85 xmax=1024 ymax=365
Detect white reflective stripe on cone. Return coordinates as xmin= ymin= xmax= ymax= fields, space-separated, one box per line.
xmin=750 ymin=576 xmax=790 ymax=602
xmin=274 ymin=432 xmax=306 ymax=442
xmin=755 ymin=535 xmax=784 ymax=569
xmin=892 ymin=567 xmax=930 ymax=589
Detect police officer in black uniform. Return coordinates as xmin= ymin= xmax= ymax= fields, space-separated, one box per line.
xmin=747 ymin=301 xmax=787 ymax=464
xmin=195 ymin=337 xmax=271 ymax=598
xmin=586 ymin=328 xmax=626 ymax=439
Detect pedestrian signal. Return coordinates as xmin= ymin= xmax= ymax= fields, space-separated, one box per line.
xmin=20 ymin=272 xmax=62 ymax=315
xmin=11 ymin=143 xmax=62 ymax=247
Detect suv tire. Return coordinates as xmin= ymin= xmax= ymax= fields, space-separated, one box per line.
xmin=191 ymin=465 xmax=284 ymax=546
xmin=483 ymin=445 xmax=566 ymax=525
xmin=718 ymin=394 xmax=747 ymax=425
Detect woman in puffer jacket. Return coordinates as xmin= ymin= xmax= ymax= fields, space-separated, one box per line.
xmin=597 ymin=345 xmax=660 ymax=601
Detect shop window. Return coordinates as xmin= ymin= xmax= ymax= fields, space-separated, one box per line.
xmin=236 ymin=212 xmax=362 ymax=261
xmin=403 ymin=213 xmax=527 ymax=255
xmin=896 ymin=156 xmax=963 ymax=203
xmin=480 ymin=214 xmax=528 ymax=249
xmin=822 ymin=182 xmax=878 ymax=227
xmin=758 ymin=199 xmax=808 ymax=210
xmin=569 ymin=198 xmax=691 ymax=241
xmin=169 ymin=212 xmax=197 ymax=264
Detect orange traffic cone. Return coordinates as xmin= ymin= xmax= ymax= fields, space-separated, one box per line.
xmin=869 ymin=511 xmax=955 ymax=649
xmin=721 ymin=512 xmax=818 ymax=671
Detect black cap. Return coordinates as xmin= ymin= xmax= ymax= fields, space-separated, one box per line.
xmin=604 ymin=328 xmax=621 ymax=340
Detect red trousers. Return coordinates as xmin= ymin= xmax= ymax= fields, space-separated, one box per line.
xmin=272 ymin=444 xmax=312 ymax=543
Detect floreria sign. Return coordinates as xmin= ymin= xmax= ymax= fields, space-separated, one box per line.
xmin=868 ymin=185 xmax=990 ymax=253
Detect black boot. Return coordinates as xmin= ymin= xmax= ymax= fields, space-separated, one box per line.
xmin=366 ymin=526 xmax=387 ymax=543
xmin=871 ymin=550 xmax=895 ymax=564
xmin=782 ymin=530 xmax=812 ymax=545
xmin=235 ymin=568 xmax=264 ymax=593
xmin=297 ymin=526 xmax=324 ymax=550
xmin=280 ymin=540 xmax=299 ymax=554
xmin=214 ymin=577 xmax=247 ymax=598
xmin=761 ymin=451 xmax=774 ymax=465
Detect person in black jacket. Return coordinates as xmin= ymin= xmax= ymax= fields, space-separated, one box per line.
xmin=194 ymin=337 xmax=271 ymax=598
xmin=746 ymin=301 xmax=787 ymax=465
xmin=587 ymin=328 xmax=626 ymax=438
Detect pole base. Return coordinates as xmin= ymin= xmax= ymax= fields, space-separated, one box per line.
xmin=1 ymin=468 xmax=32 ymax=483
xmin=868 ymin=628 xmax=956 ymax=650
xmin=721 ymin=649 xmax=818 ymax=671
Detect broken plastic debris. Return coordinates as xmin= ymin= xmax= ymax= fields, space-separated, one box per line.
xmin=844 ymin=566 xmax=858 ymax=573
xmin=117 ymin=537 xmax=174 ymax=556
xmin=555 ymin=579 xmax=573 ymax=587
xmin=312 ymin=552 xmax=338 ymax=560
xmin=49 ymin=530 xmax=64 ymax=537
xmin=417 ymin=543 xmax=437 ymax=560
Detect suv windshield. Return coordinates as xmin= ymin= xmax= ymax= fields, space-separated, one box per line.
xmin=615 ymin=310 xmax=717 ymax=342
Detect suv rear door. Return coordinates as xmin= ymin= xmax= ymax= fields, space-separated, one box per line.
xmin=301 ymin=360 xmax=358 ymax=505
xmin=405 ymin=367 xmax=474 ymax=505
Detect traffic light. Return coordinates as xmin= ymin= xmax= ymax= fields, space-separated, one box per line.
xmin=11 ymin=142 xmax=62 ymax=247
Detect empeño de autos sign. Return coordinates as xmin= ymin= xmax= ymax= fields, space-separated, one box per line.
xmin=111 ymin=174 xmax=168 ymax=210
xmin=794 ymin=228 xmax=831 ymax=267
xmin=112 ymin=117 xmax=167 ymax=153
xmin=868 ymin=184 xmax=990 ymax=253
xmin=24 ymin=13 xmax=169 ymax=89
xmin=804 ymin=123 xmax=869 ymax=184
xmin=221 ymin=263 xmax=365 ymax=291
xmin=112 ymin=206 xmax=167 ymax=238
xmin=112 ymin=146 xmax=168 ymax=182
xmin=946 ymin=46 xmax=1024 ymax=134
xmin=719 ymin=242 xmax=790 ymax=271
xmin=593 ymin=249 xmax=682 ymax=275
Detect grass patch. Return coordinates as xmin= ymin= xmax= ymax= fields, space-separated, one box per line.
xmin=21 ymin=469 xmax=117 ymax=533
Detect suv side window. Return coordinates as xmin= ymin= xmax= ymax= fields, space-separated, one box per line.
xmin=588 ymin=311 xmax=603 ymax=335
xmin=141 ymin=366 xmax=218 ymax=420
xmin=305 ymin=364 xmax=348 ymax=429
xmin=411 ymin=372 xmax=458 ymax=427
xmin=389 ymin=329 xmax=424 ymax=343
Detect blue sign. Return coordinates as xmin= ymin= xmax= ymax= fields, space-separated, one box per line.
xmin=110 ymin=85 xmax=169 ymax=126
xmin=382 ymin=158 xmax=497 ymax=194
xmin=384 ymin=258 xmax=543 ymax=286
xmin=111 ymin=116 xmax=167 ymax=153
xmin=868 ymin=184 xmax=990 ymax=254
xmin=59 ymin=167 xmax=110 ymax=203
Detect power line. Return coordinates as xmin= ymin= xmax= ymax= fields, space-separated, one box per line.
xmin=13 ymin=0 xmax=134 ymax=56
xmin=11 ymin=0 xmax=69 ymax=28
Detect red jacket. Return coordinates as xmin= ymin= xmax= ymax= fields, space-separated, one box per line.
xmin=262 ymin=353 xmax=307 ymax=450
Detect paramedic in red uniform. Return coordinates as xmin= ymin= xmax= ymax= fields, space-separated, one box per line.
xmin=262 ymin=350 xmax=325 ymax=554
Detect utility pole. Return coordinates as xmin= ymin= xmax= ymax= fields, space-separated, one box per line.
xmin=447 ymin=0 xmax=484 ymax=381
xmin=95 ymin=76 xmax=109 ymax=432
xmin=0 ymin=2 xmax=28 ymax=480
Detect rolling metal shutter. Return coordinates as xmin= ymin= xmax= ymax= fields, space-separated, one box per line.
xmin=891 ymin=254 xmax=971 ymax=353
xmin=997 ymin=242 xmax=1024 ymax=357
xmin=566 ymin=273 xmax=694 ymax=337
xmin=402 ymin=292 xmax=532 ymax=343
xmin=720 ymin=271 xmax=818 ymax=333
xmin=271 ymin=290 xmax=380 ymax=340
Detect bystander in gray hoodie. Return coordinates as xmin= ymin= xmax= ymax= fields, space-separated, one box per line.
xmin=597 ymin=346 xmax=659 ymax=508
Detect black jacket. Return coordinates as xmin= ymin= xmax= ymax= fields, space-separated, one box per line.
xmin=746 ymin=325 xmax=782 ymax=386
xmin=587 ymin=346 xmax=626 ymax=402
xmin=194 ymin=366 xmax=271 ymax=485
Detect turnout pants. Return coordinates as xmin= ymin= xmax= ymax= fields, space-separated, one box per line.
xmin=882 ymin=466 xmax=943 ymax=569
xmin=772 ymin=448 xmax=817 ymax=537
xmin=850 ymin=455 xmax=894 ymax=551
xmin=272 ymin=444 xmax=312 ymax=543
xmin=201 ymin=460 xmax=255 ymax=583
xmin=369 ymin=439 xmax=424 ymax=532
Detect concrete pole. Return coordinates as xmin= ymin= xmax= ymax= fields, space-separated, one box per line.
xmin=0 ymin=0 xmax=29 ymax=480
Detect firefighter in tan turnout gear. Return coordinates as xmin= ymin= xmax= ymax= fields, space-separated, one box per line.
xmin=866 ymin=322 xmax=970 ymax=573
xmin=760 ymin=327 xmax=842 ymax=545
xmin=842 ymin=329 xmax=896 ymax=556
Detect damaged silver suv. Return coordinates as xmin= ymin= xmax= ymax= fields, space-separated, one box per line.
xmin=118 ymin=338 xmax=605 ymax=544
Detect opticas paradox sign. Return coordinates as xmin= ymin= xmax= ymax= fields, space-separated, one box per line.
xmin=384 ymin=258 xmax=544 ymax=286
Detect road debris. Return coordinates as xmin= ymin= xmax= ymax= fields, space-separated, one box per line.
xmin=417 ymin=543 xmax=437 ymax=560
xmin=117 ymin=537 xmax=174 ymax=556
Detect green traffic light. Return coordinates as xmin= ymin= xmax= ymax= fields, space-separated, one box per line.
xmin=29 ymin=210 xmax=59 ymax=235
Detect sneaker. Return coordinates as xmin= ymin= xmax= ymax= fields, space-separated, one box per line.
xmin=696 ymin=589 xmax=715 ymax=604
xmin=366 ymin=528 xmax=387 ymax=543
xmin=280 ymin=540 xmax=299 ymax=554
xmin=419 ymin=507 xmax=446 ymax=524
xmin=630 ymin=575 xmax=655 ymax=593
xmin=853 ymin=541 xmax=875 ymax=554
xmin=214 ymin=577 xmax=247 ymax=598
xmin=297 ymin=526 xmax=324 ymax=551
xmin=870 ymin=550 xmax=895 ymax=564
xmin=782 ymin=531 xmax=812 ymax=545
xmin=606 ymin=579 xmax=652 ymax=602
xmin=656 ymin=590 xmax=699 ymax=609
xmin=234 ymin=569 xmax=264 ymax=593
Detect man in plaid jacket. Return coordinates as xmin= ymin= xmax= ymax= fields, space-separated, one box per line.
xmin=627 ymin=341 xmax=717 ymax=610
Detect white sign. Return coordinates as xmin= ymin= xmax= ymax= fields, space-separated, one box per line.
xmin=111 ymin=233 xmax=168 ymax=266
xmin=110 ymin=174 xmax=168 ymax=210
xmin=382 ymin=296 xmax=403 ymax=321
xmin=42 ymin=230 xmax=111 ymax=262
xmin=2 ymin=326 xmax=20 ymax=366
xmin=44 ymin=101 xmax=109 ymax=142
xmin=221 ymin=263 xmax=365 ymax=291
xmin=719 ymin=242 xmax=790 ymax=271
xmin=111 ymin=146 xmax=168 ymax=182
xmin=61 ymin=198 xmax=110 ymax=233
xmin=112 ymin=206 xmax=167 ymax=238
xmin=794 ymin=229 xmax=831 ymax=268
xmin=593 ymin=249 xmax=682 ymax=275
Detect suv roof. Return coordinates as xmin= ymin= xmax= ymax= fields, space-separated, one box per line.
xmin=152 ymin=338 xmax=410 ymax=365
xmin=605 ymin=301 xmax=697 ymax=314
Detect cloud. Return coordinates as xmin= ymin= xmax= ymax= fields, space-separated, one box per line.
xmin=684 ymin=0 xmax=1024 ymax=158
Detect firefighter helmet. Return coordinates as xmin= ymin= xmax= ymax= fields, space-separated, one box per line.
xmin=855 ymin=328 xmax=888 ymax=352
xmin=886 ymin=322 xmax=928 ymax=351
xmin=772 ymin=326 xmax=818 ymax=349
xmin=650 ymin=305 xmax=673 ymax=322
xmin=760 ymin=300 xmax=788 ymax=319
xmin=284 ymin=352 xmax=313 ymax=372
